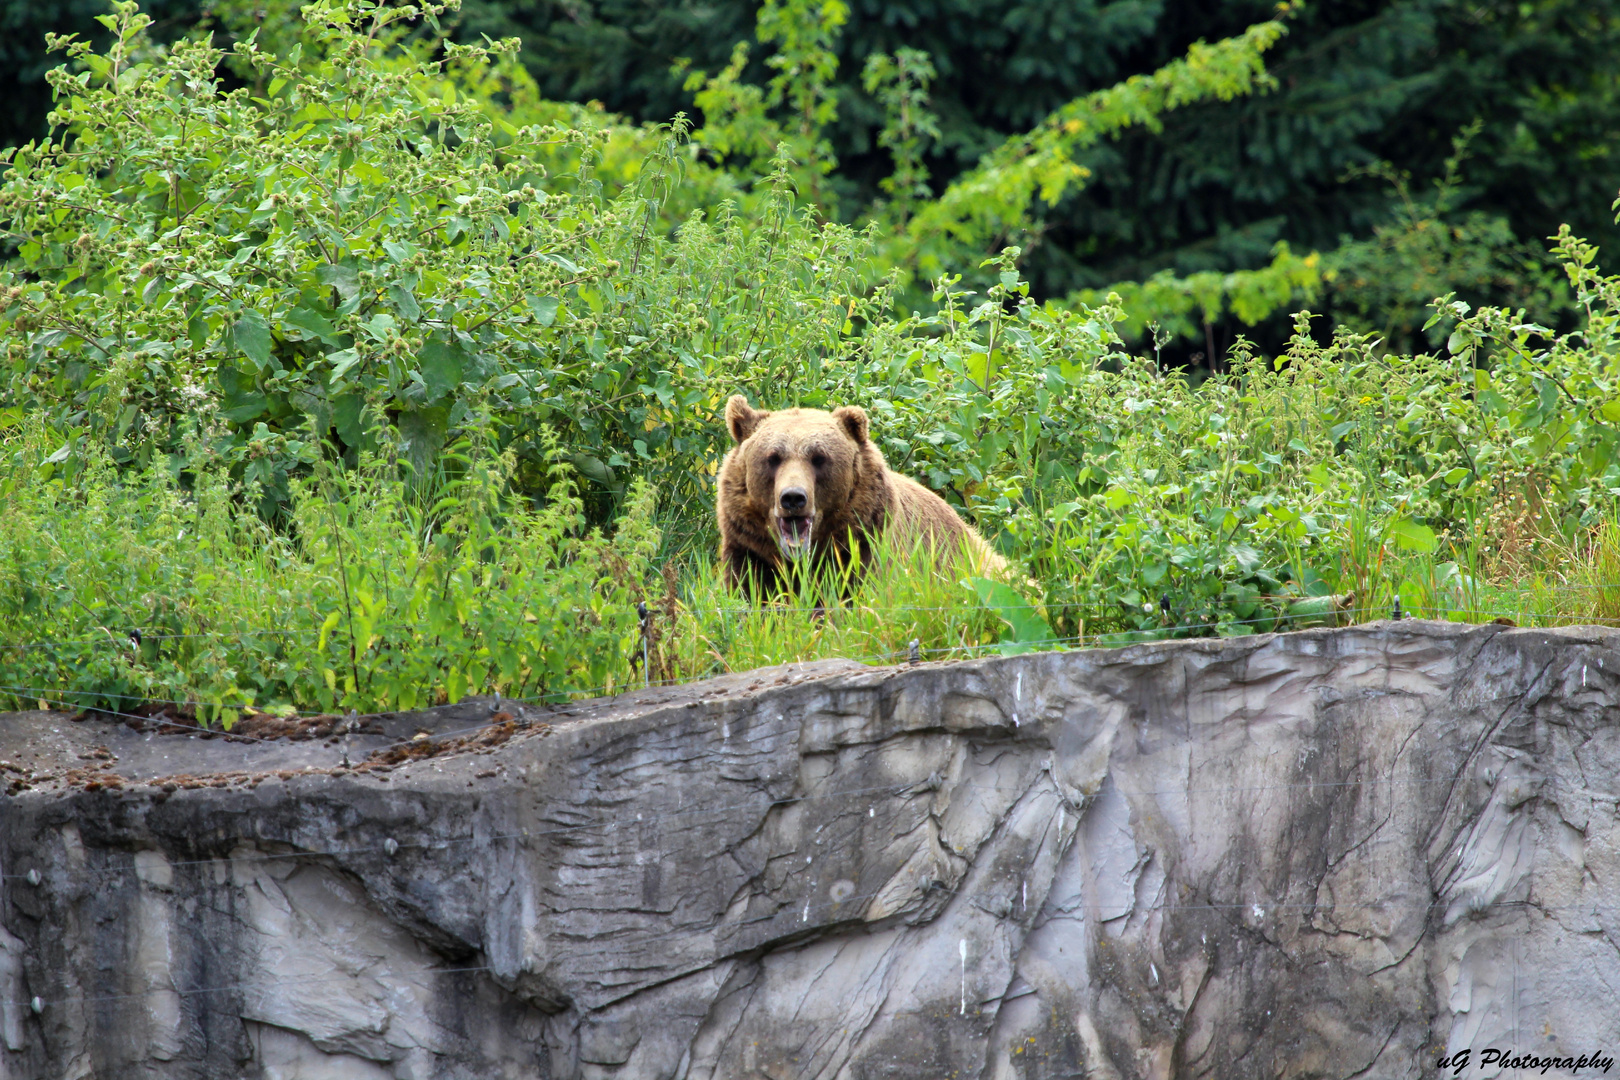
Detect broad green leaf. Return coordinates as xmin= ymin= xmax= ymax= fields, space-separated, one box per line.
xmin=418 ymin=340 xmax=463 ymax=401
xmin=332 ymin=393 xmax=365 ymax=448
xmin=327 ymin=348 xmax=362 ymax=384
xmin=318 ymin=610 xmax=341 ymax=652
xmin=232 ymin=310 xmax=273 ymax=370
xmin=1285 ymin=596 xmax=1340 ymax=627
xmin=362 ymin=313 xmax=396 ymax=340
xmin=969 ymin=577 xmax=1052 ymax=651
xmin=389 ymin=283 xmax=421 ymax=323
xmin=397 ymin=406 xmax=449 ymax=478
xmin=318 ymin=264 xmax=361 ymax=301
xmin=284 ymin=307 xmax=342 ymax=345
xmin=570 ymin=453 xmax=614 ymax=484
xmin=528 ymin=295 xmax=560 ymax=327
xmin=1387 ymin=518 xmax=1438 ymax=554
xmin=962 ymin=348 xmax=991 ymax=388
xmin=217 ymin=362 xmax=267 ymax=421
xmin=537 ymin=252 xmax=580 ymax=274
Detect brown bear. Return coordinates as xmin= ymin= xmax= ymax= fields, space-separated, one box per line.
xmin=716 ymin=394 xmax=1005 ymax=597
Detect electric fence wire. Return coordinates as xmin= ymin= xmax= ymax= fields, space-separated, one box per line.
xmin=0 ymin=600 xmax=1607 ymax=743
xmin=0 ymin=687 xmax=550 ymax=752
xmin=0 ymin=599 xmax=1551 ymax=671
xmin=1 ymin=599 xmax=1611 ymax=761
xmin=0 ymin=681 xmax=561 ymax=729
xmin=12 ymin=577 xmax=1620 ymax=655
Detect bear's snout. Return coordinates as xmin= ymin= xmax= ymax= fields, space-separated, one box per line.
xmin=772 ymin=475 xmax=815 ymax=560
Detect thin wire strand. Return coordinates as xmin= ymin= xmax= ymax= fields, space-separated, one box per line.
xmin=0 ymin=682 xmax=568 ymax=721
xmin=8 ymin=579 xmax=1620 ymax=653
xmin=0 ymin=601 xmax=1608 ymax=737
xmin=0 ymin=691 xmax=557 ymax=758
xmin=2 ymin=601 xmax=1608 ymax=754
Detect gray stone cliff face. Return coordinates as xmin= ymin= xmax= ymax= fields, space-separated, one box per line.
xmin=1 ymin=621 xmax=1617 ymax=1078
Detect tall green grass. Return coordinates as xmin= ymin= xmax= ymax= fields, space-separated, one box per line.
xmin=0 ymin=422 xmax=658 ymax=722
xmin=646 ymin=536 xmax=1035 ymax=683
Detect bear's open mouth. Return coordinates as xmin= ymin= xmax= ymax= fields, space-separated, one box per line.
xmin=775 ymin=513 xmax=814 ymax=558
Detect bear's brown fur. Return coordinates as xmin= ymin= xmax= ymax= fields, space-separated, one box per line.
xmin=716 ymin=394 xmax=1005 ymax=597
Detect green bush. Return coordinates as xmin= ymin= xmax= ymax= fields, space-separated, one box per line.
xmin=0 ymin=0 xmax=910 ymax=547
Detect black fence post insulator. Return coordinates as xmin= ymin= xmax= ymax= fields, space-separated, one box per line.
xmin=1393 ymin=597 xmax=1403 ymax=621
xmin=637 ymin=602 xmax=651 ymax=689
xmin=908 ymin=639 xmax=921 ymax=665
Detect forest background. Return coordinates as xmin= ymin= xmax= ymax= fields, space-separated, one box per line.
xmin=7 ymin=0 xmax=1619 ymax=357
xmin=2 ymin=0 xmax=1620 ymax=723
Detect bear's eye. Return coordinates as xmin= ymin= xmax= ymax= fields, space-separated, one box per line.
xmin=810 ymin=452 xmax=828 ymax=470
xmin=766 ymin=452 xmax=782 ymax=469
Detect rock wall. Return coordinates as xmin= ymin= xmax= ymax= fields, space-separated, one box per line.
xmin=2 ymin=620 xmax=1618 ymax=1078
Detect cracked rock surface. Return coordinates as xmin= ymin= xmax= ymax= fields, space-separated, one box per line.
xmin=2 ymin=622 xmax=1618 ymax=1078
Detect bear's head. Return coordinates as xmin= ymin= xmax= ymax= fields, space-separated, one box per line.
xmin=725 ymin=394 xmax=871 ymax=561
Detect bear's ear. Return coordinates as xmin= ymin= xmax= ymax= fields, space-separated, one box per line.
xmin=833 ymin=405 xmax=869 ymax=445
xmin=726 ymin=395 xmax=765 ymax=444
